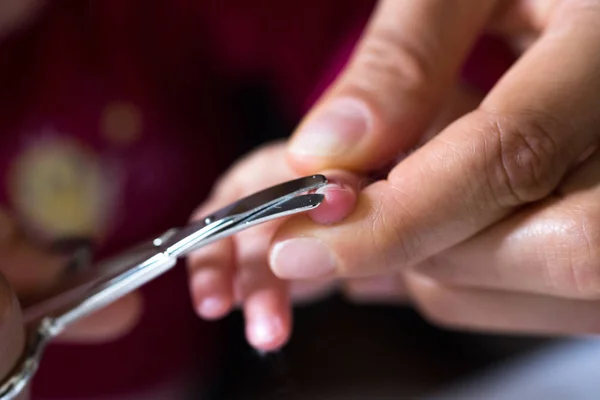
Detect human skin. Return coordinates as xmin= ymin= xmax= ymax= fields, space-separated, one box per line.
xmin=190 ymin=0 xmax=600 ymax=350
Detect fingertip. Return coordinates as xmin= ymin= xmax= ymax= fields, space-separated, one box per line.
xmin=285 ymin=149 xmax=331 ymax=176
xmin=272 ymin=181 xmax=398 ymax=279
xmin=190 ymin=268 xmax=234 ymax=320
xmin=244 ymin=291 xmax=291 ymax=352
xmin=286 ymin=97 xmax=373 ymax=171
xmin=309 ymin=183 xmax=357 ymax=225
xmin=196 ymin=295 xmax=233 ymax=320
xmin=270 ymin=237 xmax=337 ymax=279
xmin=246 ymin=313 xmax=289 ymax=351
xmin=187 ymin=237 xmax=235 ymax=320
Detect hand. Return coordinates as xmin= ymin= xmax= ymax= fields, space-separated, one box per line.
xmin=0 ymin=209 xmax=142 ymax=351
xmin=272 ymin=0 xmax=600 ymax=335
xmin=187 ymin=141 xmax=360 ymax=351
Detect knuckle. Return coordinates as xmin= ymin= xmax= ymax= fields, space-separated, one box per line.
xmin=482 ymin=111 xmax=563 ymax=207
xmin=350 ymin=27 xmax=436 ymax=96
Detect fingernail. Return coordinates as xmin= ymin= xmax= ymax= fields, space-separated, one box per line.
xmin=310 ymin=183 xmax=356 ymax=225
xmin=197 ymin=296 xmax=229 ymax=319
xmin=270 ymin=238 xmax=336 ymax=279
xmin=248 ymin=314 xmax=284 ymax=349
xmin=289 ymin=98 xmax=371 ymax=157
xmin=315 ymin=182 xmax=349 ymax=195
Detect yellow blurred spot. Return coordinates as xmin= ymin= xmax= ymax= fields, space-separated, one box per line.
xmin=101 ymin=101 xmax=142 ymax=147
xmin=8 ymin=137 xmax=115 ymax=241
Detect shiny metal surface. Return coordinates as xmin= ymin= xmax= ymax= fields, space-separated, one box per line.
xmin=0 ymin=175 xmax=327 ymax=400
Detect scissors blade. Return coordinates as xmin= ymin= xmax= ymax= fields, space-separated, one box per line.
xmin=203 ymin=174 xmax=326 ymax=222
xmin=172 ymin=192 xmax=325 ymax=256
xmin=163 ymin=174 xmax=327 ymax=257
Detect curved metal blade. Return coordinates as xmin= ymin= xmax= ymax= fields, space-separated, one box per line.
xmin=170 ymin=193 xmax=325 ymax=256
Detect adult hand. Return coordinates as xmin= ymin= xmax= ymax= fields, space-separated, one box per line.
xmin=273 ymin=0 xmax=600 ymax=335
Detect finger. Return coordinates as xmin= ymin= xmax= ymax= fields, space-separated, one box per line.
xmin=269 ymin=173 xmax=362 ymax=280
xmin=0 ymin=275 xmax=26 ymax=396
xmin=272 ymin=1 xmax=600 ymax=279
xmin=188 ymin=197 xmax=237 ymax=320
xmin=331 ymin=85 xmax=478 ymax=303
xmin=238 ymin=171 xmax=361 ymax=348
xmin=308 ymin=170 xmax=361 ymax=225
xmin=188 ymin=240 xmax=235 ymax=320
xmin=188 ymin=141 xmax=294 ymax=320
xmin=407 ymin=272 xmax=600 ymax=335
xmin=419 ymin=149 xmax=600 ymax=299
xmin=236 ymin=227 xmax=292 ymax=352
xmin=238 ymin=174 xmax=360 ymax=350
xmin=287 ymin=0 xmax=498 ymax=173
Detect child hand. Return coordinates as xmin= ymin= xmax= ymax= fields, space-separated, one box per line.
xmin=187 ymin=141 xmax=360 ymax=351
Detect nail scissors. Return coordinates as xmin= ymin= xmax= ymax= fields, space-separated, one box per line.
xmin=0 ymin=174 xmax=327 ymax=400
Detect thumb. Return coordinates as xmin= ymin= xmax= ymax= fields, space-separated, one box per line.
xmin=0 ymin=275 xmax=27 ymax=399
xmin=287 ymin=0 xmax=496 ymax=174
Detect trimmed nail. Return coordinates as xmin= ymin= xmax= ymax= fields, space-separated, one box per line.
xmin=270 ymin=238 xmax=336 ymax=279
xmin=310 ymin=182 xmax=356 ymax=225
xmin=197 ymin=296 xmax=229 ymax=319
xmin=289 ymin=98 xmax=371 ymax=157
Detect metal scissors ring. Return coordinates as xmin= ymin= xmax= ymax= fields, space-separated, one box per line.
xmin=0 ymin=175 xmax=327 ymax=400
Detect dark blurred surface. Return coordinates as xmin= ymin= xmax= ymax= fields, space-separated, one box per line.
xmin=205 ymin=295 xmax=551 ymax=400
